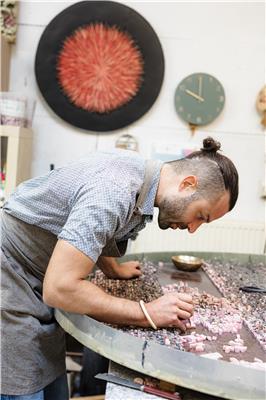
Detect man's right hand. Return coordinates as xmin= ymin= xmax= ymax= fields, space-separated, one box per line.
xmin=145 ymin=292 xmax=194 ymax=332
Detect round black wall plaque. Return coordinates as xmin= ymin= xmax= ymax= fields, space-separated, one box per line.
xmin=35 ymin=1 xmax=164 ymax=132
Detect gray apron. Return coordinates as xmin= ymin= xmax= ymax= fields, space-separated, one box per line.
xmin=0 ymin=160 xmax=157 ymax=395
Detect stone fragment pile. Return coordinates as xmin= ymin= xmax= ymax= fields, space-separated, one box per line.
xmin=90 ymin=258 xmax=266 ymax=370
xmin=203 ymin=259 xmax=266 ymax=351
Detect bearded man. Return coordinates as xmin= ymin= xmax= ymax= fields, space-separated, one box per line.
xmin=1 ymin=137 xmax=238 ymax=399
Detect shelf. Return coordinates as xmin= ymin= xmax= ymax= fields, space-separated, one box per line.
xmin=0 ymin=125 xmax=33 ymax=204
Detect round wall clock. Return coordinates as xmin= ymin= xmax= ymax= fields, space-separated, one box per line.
xmin=35 ymin=1 xmax=164 ymax=132
xmin=174 ymin=73 xmax=225 ymax=133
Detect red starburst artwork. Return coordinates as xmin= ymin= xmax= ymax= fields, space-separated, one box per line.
xmin=57 ymin=23 xmax=144 ymax=113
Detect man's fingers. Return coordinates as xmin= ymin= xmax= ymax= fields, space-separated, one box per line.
xmin=176 ymin=293 xmax=193 ymax=303
xmin=176 ymin=309 xmax=192 ymax=320
xmin=174 ymin=318 xmax=186 ymax=332
xmin=177 ymin=300 xmax=194 ymax=314
xmin=130 ymin=266 xmax=142 ymax=278
xmin=132 ymin=261 xmax=140 ymax=267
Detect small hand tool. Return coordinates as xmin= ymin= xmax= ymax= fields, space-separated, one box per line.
xmin=171 ymin=271 xmax=201 ymax=282
xmin=95 ymin=373 xmax=181 ymax=400
xmin=239 ymin=286 xmax=266 ymax=294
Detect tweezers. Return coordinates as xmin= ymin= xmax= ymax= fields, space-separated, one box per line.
xmin=239 ymin=286 xmax=266 ymax=294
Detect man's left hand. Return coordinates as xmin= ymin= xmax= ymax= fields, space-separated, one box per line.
xmin=97 ymin=256 xmax=142 ymax=279
xmin=115 ymin=261 xmax=142 ymax=279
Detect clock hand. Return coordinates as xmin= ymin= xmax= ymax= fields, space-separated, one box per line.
xmin=198 ymin=76 xmax=202 ymax=97
xmin=185 ymin=89 xmax=204 ymax=102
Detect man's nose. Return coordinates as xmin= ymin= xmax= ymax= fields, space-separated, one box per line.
xmin=188 ymin=220 xmax=204 ymax=233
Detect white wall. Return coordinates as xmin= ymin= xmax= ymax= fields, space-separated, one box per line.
xmin=10 ymin=0 xmax=265 ymax=224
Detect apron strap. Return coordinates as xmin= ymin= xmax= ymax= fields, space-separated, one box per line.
xmin=134 ymin=160 xmax=159 ymax=216
xmin=101 ymin=159 xmax=159 ymax=257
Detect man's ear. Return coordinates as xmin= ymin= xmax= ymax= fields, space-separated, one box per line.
xmin=179 ymin=175 xmax=198 ymax=191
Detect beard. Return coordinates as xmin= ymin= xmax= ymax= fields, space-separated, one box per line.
xmin=158 ymin=193 xmax=198 ymax=230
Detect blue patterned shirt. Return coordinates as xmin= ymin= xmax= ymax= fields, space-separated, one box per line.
xmin=4 ymin=150 xmax=162 ymax=262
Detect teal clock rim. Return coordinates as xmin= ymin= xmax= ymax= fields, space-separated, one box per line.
xmin=174 ymin=72 xmax=226 ymax=126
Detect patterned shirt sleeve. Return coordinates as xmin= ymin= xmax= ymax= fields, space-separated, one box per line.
xmin=58 ymin=180 xmax=131 ymax=262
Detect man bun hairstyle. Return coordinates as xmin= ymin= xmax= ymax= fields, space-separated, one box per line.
xmin=201 ymin=137 xmax=221 ymax=153
xmin=186 ymin=137 xmax=239 ymax=211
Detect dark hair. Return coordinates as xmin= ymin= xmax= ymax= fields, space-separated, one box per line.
xmin=186 ymin=137 xmax=239 ymax=210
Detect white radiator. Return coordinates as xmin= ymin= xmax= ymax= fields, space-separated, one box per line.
xmin=129 ymin=218 xmax=266 ymax=255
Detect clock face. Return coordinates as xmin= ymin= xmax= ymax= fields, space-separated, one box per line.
xmin=174 ymin=73 xmax=225 ymax=126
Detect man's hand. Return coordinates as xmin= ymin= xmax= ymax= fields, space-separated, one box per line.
xmin=114 ymin=261 xmax=142 ymax=279
xmin=97 ymin=256 xmax=142 ymax=279
xmin=145 ymin=292 xmax=194 ymax=332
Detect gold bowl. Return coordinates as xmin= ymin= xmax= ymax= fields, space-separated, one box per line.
xmin=171 ymin=255 xmax=203 ymax=272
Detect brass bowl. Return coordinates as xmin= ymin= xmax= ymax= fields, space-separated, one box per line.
xmin=171 ymin=255 xmax=203 ymax=272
